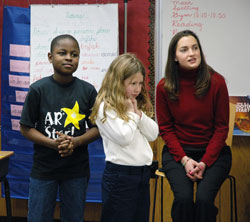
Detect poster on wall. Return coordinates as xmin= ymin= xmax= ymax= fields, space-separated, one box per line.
xmin=30 ymin=4 xmax=119 ymax=90
xmin=230 ymin=96 xmax=250 ymax=136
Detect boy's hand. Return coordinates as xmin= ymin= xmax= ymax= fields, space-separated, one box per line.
xmin=58 ymin=141 xmax=74 ymax=157
xmin=56 ymin=132 xmax=74 ymax=157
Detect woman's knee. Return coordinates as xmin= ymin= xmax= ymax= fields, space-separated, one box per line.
xmin=174 ymin=190 xmax=194 ymax=204
xmin=196 ymin=190 xmax=214 ymax=204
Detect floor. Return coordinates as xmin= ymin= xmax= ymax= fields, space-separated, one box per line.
xmin=0 ymin=217 xmax=95 ymax=222
xmin=0 ymin=217 xmax=60 ymax=222
xmin=0 ymin=217 xmax=26 ymax=222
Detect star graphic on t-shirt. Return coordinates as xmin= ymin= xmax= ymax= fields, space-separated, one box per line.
xmin=61 ymin=101 xmax=85 ymax=130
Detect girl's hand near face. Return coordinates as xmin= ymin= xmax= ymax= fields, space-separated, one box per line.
xmin=125 ymin=98 xmax=135 ymax=113
xmin=125 ymin=98 xmax=142 ymax=118
xmin=131 ymin=99 xmax=142 ymax=118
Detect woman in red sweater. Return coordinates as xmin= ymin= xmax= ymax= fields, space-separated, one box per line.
xmin=156 ymin=30 xmax=232 ymax=222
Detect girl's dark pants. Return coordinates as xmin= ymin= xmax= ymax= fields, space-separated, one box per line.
xmin=100 ymin=161 xmax=151 ymax=222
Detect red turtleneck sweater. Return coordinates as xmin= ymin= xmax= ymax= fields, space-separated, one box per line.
xmin=156 ymin=70 xmax=229 ymax=167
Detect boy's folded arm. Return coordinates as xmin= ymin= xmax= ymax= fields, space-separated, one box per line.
xmin=20 ymin=124 xmax=59 ymax=150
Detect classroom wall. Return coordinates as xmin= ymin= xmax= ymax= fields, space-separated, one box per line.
xmin=1 ymin=1 xmax=250 ymax=222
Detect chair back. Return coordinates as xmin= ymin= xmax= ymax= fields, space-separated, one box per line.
xmin=225 ymin=103 xmax=236 ymax=147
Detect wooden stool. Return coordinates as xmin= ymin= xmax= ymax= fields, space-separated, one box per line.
xmin=152 ymin=169 xmax=165 ymax=222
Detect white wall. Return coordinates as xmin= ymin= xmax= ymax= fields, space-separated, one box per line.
xmin=155 ymin=0 xmax=250 ymax=96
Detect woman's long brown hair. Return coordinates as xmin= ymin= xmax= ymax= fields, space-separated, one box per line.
xmin=164 ymin=30 xmax=212 ymax=100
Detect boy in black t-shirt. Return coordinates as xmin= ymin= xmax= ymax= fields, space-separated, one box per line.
xmin=20 ymin=34 xmax=99 ymax=222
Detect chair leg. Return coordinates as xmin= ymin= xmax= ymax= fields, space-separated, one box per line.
xmin=3 ymin=177 xmax=12 ymax=222
xmin=152 ymin=175 xmax=158 ymax=222
xmin=161 ymin=176 xmax=163 ymax=222
xmin=228 ymin=175 xmax=237 ymax=222
xmin=232 ymin=176 xmax=238 ymax=222
xmin=229 ymin=176 xmax=233 ymax=222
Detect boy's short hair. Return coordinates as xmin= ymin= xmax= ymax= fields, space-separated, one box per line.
xmin=50 ymin=34 xmax=80 ymax=52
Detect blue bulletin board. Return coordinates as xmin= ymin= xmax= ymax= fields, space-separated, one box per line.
xmin=1 ymin=6 xmax=105 ymax=202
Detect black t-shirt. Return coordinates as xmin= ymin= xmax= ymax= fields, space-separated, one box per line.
xmin=20 ymin=76 xmax=97 ymax=180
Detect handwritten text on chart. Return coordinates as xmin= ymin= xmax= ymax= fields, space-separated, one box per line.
xmin=171 ymin=0 xmax=226 ymax=35
xmin=15 ymin=90 xmax=28 ymax=103
xmin=10 ymin=104 xmax=23 ymax=117
xmin=9 ymin=75 xmax=30 ymax=88
xmin=30 ymin=4 xmax=118 ymax=90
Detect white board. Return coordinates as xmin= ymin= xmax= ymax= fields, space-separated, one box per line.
xmin=155 ymin=0 xmax=250 ymax=96
xmin=30 ymin=4 xmax=119 ymax=90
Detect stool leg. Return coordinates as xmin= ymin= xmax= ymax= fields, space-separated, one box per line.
xmin=152 ymin=175 xmax=158 ymax=222
xmin=233 ymin=177 xmax=238 ymax=222
xmin=3 ymin=177 xmax=12 ymax=222
xmin=231 ymin=176 xmax=238 ymax=222
xmin=161 ymin=176 xmax=163 ymax=222
xmin=229 ymin=176 xmax=233 ymax=222
xmin=228 ymin=175 xmax=238 ymax=222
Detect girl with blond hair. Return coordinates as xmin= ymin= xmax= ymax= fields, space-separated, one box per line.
xmin=90 ymin=53 xmax=159 ymax=222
